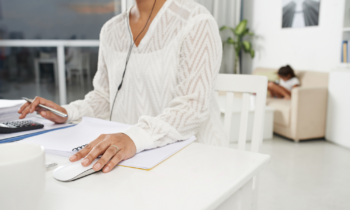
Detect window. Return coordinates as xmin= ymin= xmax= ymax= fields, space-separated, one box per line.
xmin=0 ymin=0 xmax=120 ymax=40
xmin=0 ymin=0 xmax=121 ymax=104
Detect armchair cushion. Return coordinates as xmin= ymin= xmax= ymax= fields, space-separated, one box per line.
xmin=266 ymin=98 xmax=291 ymax=127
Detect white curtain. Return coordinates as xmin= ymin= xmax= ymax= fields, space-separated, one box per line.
xmin=121 ymin=0 xmax=241 ymax=74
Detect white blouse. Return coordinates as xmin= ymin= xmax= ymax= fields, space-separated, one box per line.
xmin=62 ymin=0 xmax=227 ymax=153
xmin=279 ymin=77 xmax=300 ymax=91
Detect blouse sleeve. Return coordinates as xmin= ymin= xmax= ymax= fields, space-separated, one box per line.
xmin=122 ymin=16 xmax=222 ymax=153
xmin=62 ymin=26 xmax=110 ymax=122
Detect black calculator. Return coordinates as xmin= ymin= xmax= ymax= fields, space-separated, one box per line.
xmin=0 ymin=120 xmax=44 ymax=133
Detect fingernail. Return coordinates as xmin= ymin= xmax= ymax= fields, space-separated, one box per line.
xmin=42 ymin=112 xmax=46 ymax=116
xmin=69 ymin=155 xmax=76 ymax=161
xmin=94 ymin=163 xmax=101 ymax=170
xmin=103 ymin=166 xmax=110 ymax=173
xmin=82 ymin=158 xmax=89 ymax=166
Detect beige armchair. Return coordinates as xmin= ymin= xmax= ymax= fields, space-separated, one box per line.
xmin=253 ymin=68 xmax=329 ymax=142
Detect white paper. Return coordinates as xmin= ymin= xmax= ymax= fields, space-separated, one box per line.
xmin=119 ymin=138 xmax=195 ymax=169
xmin=23 ymin=117 xmax=196 ymax=169
xmin=0 ymin=99 xmax=25 ymax=108
xmin=23 ymin=117 xmax=131 ymax=151
xmin=0 ymin=100 xmax=27 ymax=121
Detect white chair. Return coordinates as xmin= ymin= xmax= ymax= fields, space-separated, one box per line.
xmin=66 ymin=50 xmax=91 ymax=87
xmin=215 ymin=74 xmax=267 ymax=210
xmin=34 ymin=57 xmax=59 ymax=87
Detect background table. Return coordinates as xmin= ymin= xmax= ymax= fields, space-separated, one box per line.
xmin=39 ymin=143 xmax=270 ymax=210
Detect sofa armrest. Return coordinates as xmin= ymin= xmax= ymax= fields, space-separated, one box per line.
xmin=290 ymin=87 xmax=328 ymax=140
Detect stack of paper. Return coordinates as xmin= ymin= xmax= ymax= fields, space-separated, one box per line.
xmin=23 ymin=117 xmax=196 ymax=170
xmin=0 ymin=99 xmax=36 ymax=122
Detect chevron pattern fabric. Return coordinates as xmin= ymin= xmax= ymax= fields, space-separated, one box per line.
xmin=63 ymin=0 xmax=228 ymax=153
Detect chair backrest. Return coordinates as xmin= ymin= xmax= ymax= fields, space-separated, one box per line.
xmin=82 ymin=52 xmax=90 ymax=69
xmin=295 ymin=70 xmax=328 ymax=88
xmin=215 ymin=74 xmax=267 ymax=153
xmin=66 ymin=48 xmax=83 ymax=69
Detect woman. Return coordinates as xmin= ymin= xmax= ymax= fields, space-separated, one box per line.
xmin=18 ymin=0 xmax=226 ymax=173
xmin=268 ymin=65 xmax=300 ymax=100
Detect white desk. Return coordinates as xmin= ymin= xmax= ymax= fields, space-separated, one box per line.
xmin=39 ymin=143 xmax=270 ymax=210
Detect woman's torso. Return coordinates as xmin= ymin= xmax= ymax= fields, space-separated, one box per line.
xmin=101 ymin=0 xmax=227 ymax=146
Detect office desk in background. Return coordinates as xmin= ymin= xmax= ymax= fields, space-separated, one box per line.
xmin=40 ymin=143 xmax=270 ymax=210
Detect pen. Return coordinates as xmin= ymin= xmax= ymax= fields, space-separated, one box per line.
xmin=22 ymin=97 xmax=68 ymax=118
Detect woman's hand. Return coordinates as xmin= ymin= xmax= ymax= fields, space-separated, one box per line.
xmin=69 ymin=133 xmax=136 ymax=173
xmin=18 ymin=96 xmax=68 ymax=124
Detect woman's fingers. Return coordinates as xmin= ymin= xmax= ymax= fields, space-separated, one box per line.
xmin=69 ymin=143 xmax=93 ymax=162
xmin=25 ymin=96 xmax=44 ymax=114
xmin=69 ymin=135 xmax=108 ymax=162
xmin=82 ymin=139 xmax=111 ymax=167
xmin=69 ymin=133 xmax=136 ymax=173
xmin=18 ymin=96 xmax=64 ymax=121
xmin=39 ymin=110 xmax=65 ymax=123
xmin=103 ymin=151 xmax=124 ymax=173
xmin=19 ymin=104 xmax=33 ymax=119
xmin=18 ymin=102 xmax=31 ymax=113
xmin=93 ymin=146 xmax=119 ymax=171
xmin=29 ymin=96 xmax=54 ymax=113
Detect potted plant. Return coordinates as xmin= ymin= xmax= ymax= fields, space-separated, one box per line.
xmin=220 ymin=19 xmax=255 ymax=74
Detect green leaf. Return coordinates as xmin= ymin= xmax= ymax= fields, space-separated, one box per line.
xmin=250 ymin=49 xmax=255 ymax=58
xmin=226 ymin=37 xmax=235 ymax=45
xmin=234 ymin=20 xmax=248 ymax=36
xmin=220 ymin=26 xmax=234 ymax=32
xmin=242 ymin=41 xmax=251 ymax=52
xmin=220 ymin=26 xmax=229 ymax=31
xmin=242 ymin=28 xmax=254 ymax=36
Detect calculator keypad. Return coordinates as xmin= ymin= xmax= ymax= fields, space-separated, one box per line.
xmin=2 ymin=120 xmax=40 ymax=127
xmin=0 ymin=120 xmax=44 ymax=133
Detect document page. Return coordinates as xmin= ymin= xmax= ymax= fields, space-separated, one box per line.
xmin=23 ymin=117 xmax=196 ymax=169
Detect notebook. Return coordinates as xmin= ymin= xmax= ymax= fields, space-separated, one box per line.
xmin=23 ymin=117 xmax=196 ymax=170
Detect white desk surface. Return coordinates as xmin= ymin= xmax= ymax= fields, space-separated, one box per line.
xmin=40 ymin=143 xmax=270 ymax=210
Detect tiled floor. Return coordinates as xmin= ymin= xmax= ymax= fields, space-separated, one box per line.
xmin=234 ymin=136 xmax=350 ymax=210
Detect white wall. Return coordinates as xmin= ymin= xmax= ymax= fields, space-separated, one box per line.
xmin=241 ymin=0 xmax=345 ymax=74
